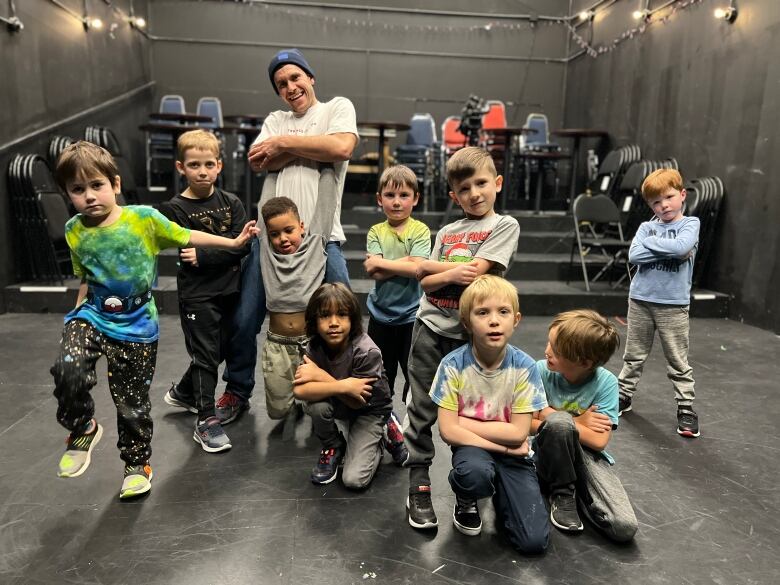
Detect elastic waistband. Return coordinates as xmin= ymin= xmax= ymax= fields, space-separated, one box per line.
xmin=267 ymin=331 xmax=309 ymax=346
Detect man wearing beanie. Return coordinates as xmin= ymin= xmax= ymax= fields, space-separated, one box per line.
xmin=217 ymin=48 xmax=358 ymax=424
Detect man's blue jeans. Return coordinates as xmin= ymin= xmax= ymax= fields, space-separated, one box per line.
xmin=222 ymin=238 xmax=350 ymax=401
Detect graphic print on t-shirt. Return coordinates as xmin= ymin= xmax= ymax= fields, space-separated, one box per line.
xmin=426 ymin=229 xmax=493 ymax=310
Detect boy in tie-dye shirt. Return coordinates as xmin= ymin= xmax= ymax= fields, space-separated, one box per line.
xmin=430 ymin=275 xmax=549 ymax=554
xmin=50 ymin=142 xmax=258 ymax=500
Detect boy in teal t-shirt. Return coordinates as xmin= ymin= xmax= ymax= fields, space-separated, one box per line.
xmin=50 ymin=142 xmax=258 ymax=499
xmin=532 ymin=310 xmax=637 ymax=542
xmin=365 ymin=165 xmax=431 ymax=464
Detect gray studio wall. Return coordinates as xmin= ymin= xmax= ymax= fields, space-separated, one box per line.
xmin=565 ymin=0 xmax=779 ymax=332
xmin=148 ymin=0 xmax=571 ymax=148
xmin=0 ymin=0 xmax=152 ymax=309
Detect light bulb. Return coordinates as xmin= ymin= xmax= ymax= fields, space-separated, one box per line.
xmin=90 ymin=18 xmax=103 ymax=30
xmin=133 ymin=17 xmax=146 ymax=29
xmin=632 ymin=10 xmax=648 ymax=20
xmin=713 ymin=8 xmax=727 ymax=18
xmin=579 ymin=11 xmax=589 ymax=21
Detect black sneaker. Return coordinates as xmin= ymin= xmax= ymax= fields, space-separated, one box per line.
xmin=677 ymin=407 xmax=700 ymax=438
xmin=453 ymin=495 xmax=481 ymax=536
xmin=550 ymin=491 xmax=583 ymax=532
xmin=310 ymin=445 xmax=344 ymax=484
xmin=618 ymin=393 xmax=632 ymax=416
xmin=407 ymin=485 xmax=438 ymax=529
xmin=164 ymin=383 xmax=197 ymax=414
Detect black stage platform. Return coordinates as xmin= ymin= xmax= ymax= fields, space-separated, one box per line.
xmin=1 ymin=313 xmax=778 ymax=584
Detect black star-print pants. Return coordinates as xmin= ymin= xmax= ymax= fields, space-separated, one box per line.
xmin=51 ymin=319 xmax=157 ymax=466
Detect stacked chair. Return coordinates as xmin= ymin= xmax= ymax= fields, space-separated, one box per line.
xmin=519 ymin=112 xmax=563 ymax=207
xmin=147 ymin=94 xmax=186 ymax=189
xmin=7 ymin=154 xmax=72 ymax=283
xmin=47 ymin=135 xmax=75 ymax=168
xmin=684 ymin=176 xmax=725 ymax=286
xmin=591 ymin=144 xmax=641 ymax=199
xmin=568 ymin=193 xmax=631 ymax=292
xmin=394 ymin=113 xmax=437 ymax=207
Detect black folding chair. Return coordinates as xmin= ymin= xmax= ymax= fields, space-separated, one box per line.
xmin=568 ymin=193 xmax=631 ymax=292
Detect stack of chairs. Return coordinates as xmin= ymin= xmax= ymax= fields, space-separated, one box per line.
xmin=84 ymin=125 xmax=137 ymax=205
xmin=394 ymin=113 xmax=437 ymax=206
xmin=591 ymin=144 xmax=641 ymax=199
xmin=147 ymin=94 xmax=186 ymax=189
xmin=684 ymin=176 xmax=725 ymax=286
xmin=7 ymin=154 xmax=72 ymax=283
xmin=614 ymin=158 xmax=679 ymax=236
xmin=47 ymin=135 xmax=75 ymax=168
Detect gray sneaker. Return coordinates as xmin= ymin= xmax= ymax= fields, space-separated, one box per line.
xmin=58 ymin=420 xmax=103 ymax=478
xmin=215 ymin=391 xmax=250 ymax=425
xmin=164 ymin=383 xmax=197 ymax=414
xmin=193 ymin=416 xmax=232 ymax=453
xmin=119 ymin=463 xmax=153 ymax=499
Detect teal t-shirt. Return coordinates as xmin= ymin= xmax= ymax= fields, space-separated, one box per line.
xmin=64 ymin=206 xmax=191 ymax=343
xmin=536 ymin=360 xmax=619 ymax=463
xmin=366 ymin=218 xmax=431 ymax=324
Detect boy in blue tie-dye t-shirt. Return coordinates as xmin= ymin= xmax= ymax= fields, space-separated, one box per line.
xmin=430 ymin=275 xmax=550 ymax=554
xmin=50 ymin=142 xmax=258 ymax=499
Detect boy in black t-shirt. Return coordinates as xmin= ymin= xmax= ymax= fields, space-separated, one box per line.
xmin=162 ymin=130 xmax=249 ymax=453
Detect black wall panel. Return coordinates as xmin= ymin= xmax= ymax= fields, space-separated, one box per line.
xmin=565 ymin=1 xmax=780 ymax=332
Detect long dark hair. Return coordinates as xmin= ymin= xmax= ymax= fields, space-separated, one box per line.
xmin=305 ymin=283 xmax=363 ymax=340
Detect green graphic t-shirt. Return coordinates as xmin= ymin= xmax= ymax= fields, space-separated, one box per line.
xmin=64 ymin=206 xmax=191 ymax=343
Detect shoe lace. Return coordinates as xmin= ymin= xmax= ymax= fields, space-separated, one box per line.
xmin=411 ymin=490 xmax=433 ymax=508
xmin=678 ymin=410 xmax=697 ymax=426
xmin=554 ymin=493 xmax=577 ymax=512
xmin=216 ymin=392 xmax=240 ymax=408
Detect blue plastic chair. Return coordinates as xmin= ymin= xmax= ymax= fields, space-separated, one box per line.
xmin=196 ymin=96 xmax=223 ymax=129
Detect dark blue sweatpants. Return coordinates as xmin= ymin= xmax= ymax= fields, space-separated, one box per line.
xmin=449 ymin=446 xmax=550 ymax=554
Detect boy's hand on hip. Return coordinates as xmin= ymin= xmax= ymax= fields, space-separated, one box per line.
xmin=576 ymin=406 xmax=612 ymax=433
xmin=180 ymin=248 xmax=198 ymax=267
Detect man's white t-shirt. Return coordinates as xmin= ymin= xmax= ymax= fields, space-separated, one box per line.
xmin=253 ymin=97 xmax=358 ymax=242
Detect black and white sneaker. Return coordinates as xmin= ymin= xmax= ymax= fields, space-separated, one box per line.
xmin=407 ymin=485 xmax=438 ymax=529
xmin=618 ymin=393 xmax=632 ymax=416
xmin=550 ymin=491 xmax=583 ymax=532
xmin=453 ymin=496 xmax=481 ymax=536
xmin=677 ymin=407 xmax=700 ymax=438
xmin=164 ymin=383 xmax=197 ymax=414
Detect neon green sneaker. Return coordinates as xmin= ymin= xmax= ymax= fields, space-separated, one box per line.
xmin=119 ymin=464 xmax=153 ymax=499
xmin=58 ymin=420 xmax=103 ymax=478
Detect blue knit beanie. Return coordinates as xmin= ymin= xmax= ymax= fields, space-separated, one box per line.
xmin=268 ymin=48 xmax=315 ymax=94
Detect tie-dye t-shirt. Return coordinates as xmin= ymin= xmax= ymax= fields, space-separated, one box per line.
xmin=429 ymin=344 xmax=547 ymax=421
xmin=535 ymin=360 xmax=619 ymax=463
xmin=64 ymin=206 xmax=191 ymax=343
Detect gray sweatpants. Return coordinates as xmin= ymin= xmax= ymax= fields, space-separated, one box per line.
xmin=535 ymin=412 xmax=638 ymax=543
xmin=403 ymin=319 xmax=466 ymax=487
xmin=303 ymin=400 xmax=386 ymax=490
xmin=618 ymin=298 xmax=695 ymax=405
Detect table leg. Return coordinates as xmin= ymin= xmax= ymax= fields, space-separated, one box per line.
xmin=501 ymin=140 xmax=512 ymax=213
xmin=378 ymin=128 xmax=386 ymax=178
xmin=534 ymin=161 xmax=543 ymax=214
xmin=568 ymin=136 xmax=581 ymax=203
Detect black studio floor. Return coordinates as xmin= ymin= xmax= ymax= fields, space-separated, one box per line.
xmin=1 ymin=313 xmax=779 ymax=585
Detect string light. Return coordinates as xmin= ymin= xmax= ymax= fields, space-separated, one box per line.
xmin=713 ymin=4 xmax=737 ymax=22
